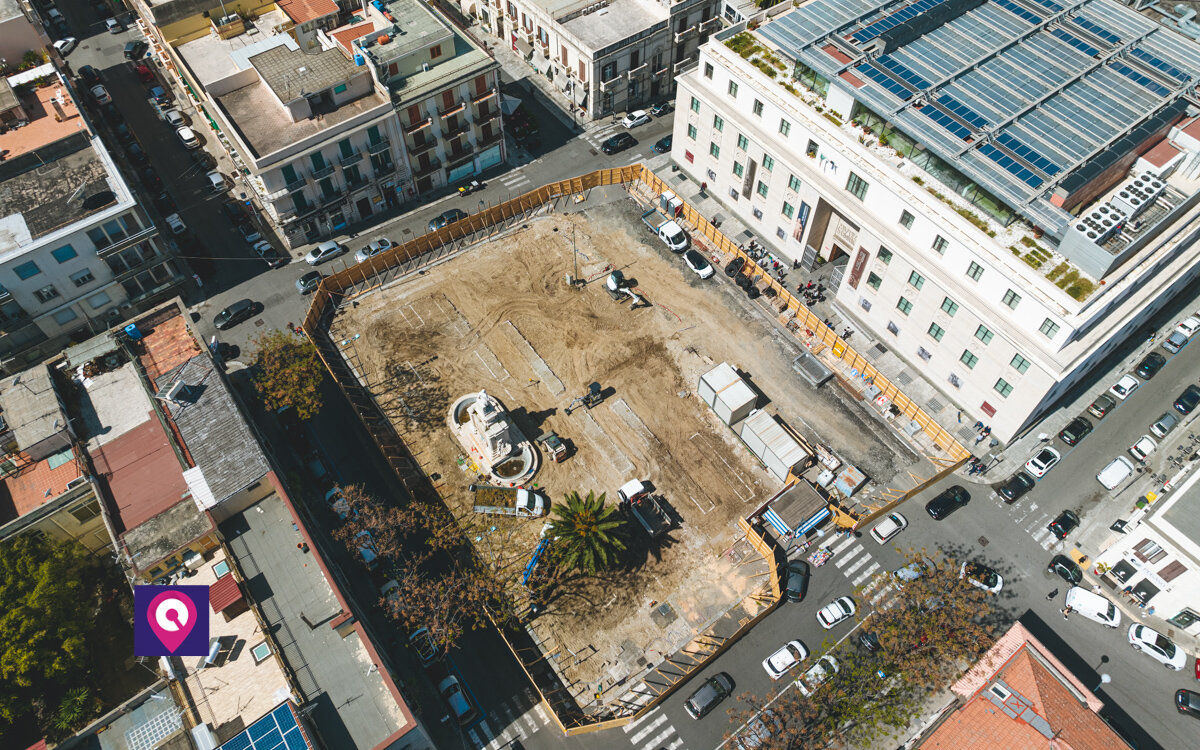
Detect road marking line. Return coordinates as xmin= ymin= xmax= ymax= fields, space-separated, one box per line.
xmin=1030 ymin=527 xmax=1051 ymax=542
xmin=642 ymin=727 xmax=678 ymax=750
xmin=477 ymin=718 xmax=494 ymax=741
xmin=842 ymin=555 xmax=872 ymax=576
xmin=520 ymin=709 xmax=538 ymax=734
xmin=533 ymin=702 xmax=551 ymax=726
xmin=628 ymin=713 xmax=668 ymax=742
xmin=831 ymin=535 xmax=858 ymax=554
xmin=1041 ymin=537 xmax=1056 ymax=550
xmin=833 ymin=545 xmax=864 ymax=568
xmin=467 ymin=728 xmax=483 ymax=748
xmin=853 ymin=562 xmax=881 ymax=586
xmin=622 ymin=705 xmax=660 ymax=732
xmin=664 ymin=739 xmax=686 ymax=750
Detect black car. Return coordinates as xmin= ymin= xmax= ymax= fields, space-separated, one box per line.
xmin=100 ymin=103 xmax=123 ymax=125
xmin=153 ymin=191 xmax=176 ymax=214
xmin=220 ymin=200 xmax=246 ymax=222
xmin=925 ymin=485 xmax=970 ymax=520
xmin=78 ymin=65 xmax=102 ymax=86
xmin=997 ymin=471 xmax=1035 ymax=504
xmin=214 ymin=299 xmax=257 ymax=330
xmin=601 ymin=132 xmax=635 ymax=155
xmin=123 ymin=40 xmax=148 ymax=60
xmin=91 ymin=0 xmax=113 ymax=17
xmin=653 ymin=135 xmax=672 ymax=154
xmin=191 ymin=149 xmax=216 ymax=171
xmin=1057 ymin=416 xmax=1093 ymax=446
xmin=140 ymin=167 xmax=162 ymax=190
xmin=1135 ymin=351 xmax=1166 ymax=379
xmin=857 ymin=630 xmax=882 ymax=653
xmin=724 ymin=256 xmax=746 ymax=277
xmin=1047 ymin=554 xmax=1082 ymax=584
xmin=112 ymin=122 xmax=135 ymax=145
xmin=1047 ymin=509 xmax=1079 ymax=540
xmin=126 ymin=142 xmax=148 ymax=165
xmin=1175 ymin=384 xmax=1200 ymax=415
xmin=783 ymin=560 xmax=810 ymax=602
xmin=683 ymin=673 xmax=733 ymax=719
xmin=427 ymin=208 xmax=467 ymax=232
xmin=1177 ymin=689 xmax=1200 ymax=718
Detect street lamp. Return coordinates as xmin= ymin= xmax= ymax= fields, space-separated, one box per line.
xmin=1093 ymin=673 xmax=1111 ymax=692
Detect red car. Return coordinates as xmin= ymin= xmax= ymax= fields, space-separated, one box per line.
xmin=134 ymin=63 xmax=154 ymax=82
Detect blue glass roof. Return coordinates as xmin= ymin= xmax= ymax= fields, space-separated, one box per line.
xmin=219 ymin=703 xmax=311 ymax=750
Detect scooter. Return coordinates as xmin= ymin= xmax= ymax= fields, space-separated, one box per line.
xmin=457 ymin=180 xmax=482 ymax=196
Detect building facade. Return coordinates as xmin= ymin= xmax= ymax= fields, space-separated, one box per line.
xmin=673 ymin=3 xmax=1200 ymax=443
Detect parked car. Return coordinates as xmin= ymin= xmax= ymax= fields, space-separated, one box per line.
xmin=1162 ymin=330 xmax=1189 ymax=354
xmin=925 ymin=485 xmax=970 ymax=520
xmin=90 ymin=84 xmax=111 ymax=104
xmin=253 ymin=240 xmax=287 ymax=268
xmin=816 ymin=596 xmax=855 ymax=629
xmin=1047 ymin=554 xmax=1082 ymax=585
xmin=140 ymin=167 xmax=162 ymax=189
xmin=1057 ymin=417 xmax=1093 ymax=446
xmin=105 ymin=17 xmax=122 ymax=32
xmin=78 ymin=65 xmax=102 ymax=86
xmin=796 ymin=655 xmax=839 ymax=697
xmin=621 ymin=110 xmax=650 ymax=128
xmin=296 ymin=271 xmax=322 ymax=294
xmin=997 ymin=472 xmax=1035 ymax=503
xmin=438 ymin=676 xmax=479 ymax=724
xmin=123 ymin=40 xmax=148 ymax=60
xmin=684 ymin=673 xmax=734 ymax=719
xmin=112 ymin=122 xmax=135 ymax=145
xmin=354 ymin=529 xmax=379 ymax=568
xmin=1135 ymin=351 xmax=1166 ymax=379
xmin=99 ymin=102 xmax=122 ymax=124
xmin=761 ymin=640 xmax=807 ymax=680
xmin=1128 ymin=624 xmax=1187 ymax=670
xmin=683 ymin=249 xmax=713 ymax=279
xmin=163 ymin=108 xmax=186 ymax=127
xmin=52 ymin=37 xmax=77 ymax=56
xmin=213 ymin=299 xmax=257 ymax=330
xmin=220 ymin=200 xmax=245 ymax=222
xmin=649 ymin=102 xmax=672 ymax=116
xmin=427 ymin=208 xmax=467 ymax=232
xmin=148 ymin=86 xmax=171 ymax=106
xmin=354 ymin=238 xmax=394 ymax=263
xmin=1109 ymin=374 xmax=1139 ymax=400
xmin=869 ymin=512 xmax=907 ymax=544
xmin=1064 ymin=586 xmax=1121 ymax=627
xmin=176 ymin=126 xmax=200 ymax=149
xmin=1129 ymin=434 xmax=1157 ymax=463
xmin=1024 ymin=447 xmax=1061 ymax=478
xmin=1047 ymin=509 xmax=1079 ymax=540
xmin=163 ymin=213 xmax=186 ymax=235
xmin=959 ymin=561 xmax=1003 ymax=593
xmin=1176 ymin=689 xmax=1200 ymax=717
xmin=305 ymin=240 xmax=347 ymax=265
xmin=152 ymin=191 xmax=176 ymax=214
xmin=783 ymin=560 xmax=809 ymax=602
xmin=653 ymin=135 xmax=672 ymax=153
xmin=236 ymin=222 xmax=262 ymax=244
xmin=408 ymin=627 xmax=440 ymax=666
xmin=1088 ymin=393 xmax=1116 ymax=419
xmin=892 ymin=560 xmax=931 ymax=587
xmin=324 ymin=487 xmax=353 ymax=520
xmin=1174 ymin=384 xmax=1200 ymax=415
xmin=1150 ymin=411 xmax=1179 ymax=439
xmin=601 ymin=132 xmax=635 ymax=154
xmin=1097 ymin=456 xmax=1135 ymax=490
xmin=91 ymin=0 xmax=113 ymax=17
xmin=1176 ymin=315 xmax=1200 ymax=338
xmin=134 ymin=63 xmax=155 ymax=82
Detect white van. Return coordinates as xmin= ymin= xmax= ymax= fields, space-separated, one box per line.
xmin=1097 ymin=456 xmax=1134 ymax=490
xmin=1065 ymin=586 xmax=1121 ymax=627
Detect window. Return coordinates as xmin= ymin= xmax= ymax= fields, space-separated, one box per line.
xmin=866 ymin=272 xmax=882 ymax=291
xmin=781 ymin=202 xmax=794 ymax=218
xmin=69 ymin=269 xmax=95 ymax=287
xmin=994 ymin=379 xmax=1013 ymax=398
xmin=908 ymin=271 xmax=924 ymax=290
xmin=975 ymin=325 xmax=994 ymax=344
xmin=860 ymin=297 xmax=872 ymax=311
xmin=756 ymin=181 xmax=769 ymax=198
xmin=960 ymin=350 xmax=979 ymax=369
xmin=917 ymin=347 xmax=932 ymax=361
xmin=806 ymin=139 xmax=819 ymax=158
xmin=940 ymin=296 xmax=958 ymax=316
xmin=732 ymin=161 xmax=743 ymax=177
xmin=846 ymin=172 xmax=869 ymax=201
xmin=752 ymin=99 xmax=763 ymax=116
xmin=1002 ymin=289 xmax=1021 ymax=309
xmin=69 ymin=499 xmax=101 ymax=523
xmin=899 ymin=210 xmax=914 ymax=229
xmin=1010 ymin=354 xmax=1030 ymax=373
xmin=87 ymin=228 xmax=109 ymax=249
xmin=713 ymin=115 xmax=724 ymax=132
xmin=788 ymin=175 xmax=801 ymax=192
xmin=51 ymin=245 xmax=77 ymax=263
xmin=1040 ymin=318 xmax=1060 ymax=339
xmin=709 ymin=142 xmax=720 ymax=158
xmin=34 ymin=285 xmax=58 ymax=303
xmin=877 ymin=247 xmax=893 ymax=265
xmin=728 ymin=80 xmax=739 ymax=97
xmin=87 ymin=291 xmax=111 ymax=309
xmin=687 ymin=124 xmax=697 ymax=140
xmin=887 ymin=321 xmax=900 ymax=335
xmin=932 ymin=235 xmax=948 ymax=254
xmin=928 ymin=323 xmax=945 ymax=341
xmin=430 ymin=44 xmax=442 ymax=59
xmin=737 ymin=134 xmax=749 ymax=150
xmin=52 ymin=308 xmax=77 ymax=326
xmin=704 ymin=62 xmax=713 ymax=79
xmin=966 ymin=261 xmax=984 ymax=281
xmin=779 ymin=119 xmax=791 ymax=136
xmin=13 ymin=261 xmax=40 ymax=280
xmin=690 ymin=96 xmax=700 ymax=113
xmin=896 ymin=297 xmax=913 ymax=315
xmin=762 ymin=154 xmax=774 ymax=171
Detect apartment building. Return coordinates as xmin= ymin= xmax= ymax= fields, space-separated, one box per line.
xmin=0 ymin=70 xmax=185 ymax=369
xmin=475 ymin=0 xmax=719 ymax=119
xmin=0 ymin=0 xmax=52 ymax=65
xmin=673 ymin=0 xmax=1200 ymax=442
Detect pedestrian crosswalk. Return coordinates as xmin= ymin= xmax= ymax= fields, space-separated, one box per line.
xmin=496 ymin=168 xmax=531 ymax=192
xmin=622 ymin=704 xmax=686 ymax=750
xmin=466 ymin=687 xmax=554 ymax=749
xmin=992 ymin=495 xmax=1064 ymax=550
xmin=820 ymin=534 xmax=903 ymax=609
xmin=583 ymin=122 xmax=622 ymax=150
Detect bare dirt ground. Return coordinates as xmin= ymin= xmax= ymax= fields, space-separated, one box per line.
xmin=329 ymin=196 xmax=919 ymax=699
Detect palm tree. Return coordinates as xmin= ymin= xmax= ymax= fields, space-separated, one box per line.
xmin=547 ymin=491 xmax=627 ymax=574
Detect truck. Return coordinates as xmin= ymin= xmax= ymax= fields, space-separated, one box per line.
xmin=641 ymin=209 xmax=689 ymax=253
xmin=469 ymin=484 xmax=547 ymax=517
xmin=617 ymin=479 xmax=672 ymax=539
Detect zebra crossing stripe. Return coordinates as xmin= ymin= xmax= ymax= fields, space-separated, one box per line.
xmin=831 ymin=535 xmax=858 ymax=553
xmin=642 ymin=727 xmax=678 ymax=750
xmin=842 ymin=554 xmax=872 ymax=576
xmin=467 ymin=728 xmax=483 ymax=749
xmin=533 ymin=703 xmax=551 ymax=726
xmin=833 ymin=545 xmax=864 ymax=568
xmin=852 ymin=562 xmax=880 ymax=586
xmin=628 ymin=713 xmax=667 ymax=743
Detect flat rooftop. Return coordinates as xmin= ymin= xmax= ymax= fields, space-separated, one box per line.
xmin=0 ymin=78 xmax=88 ymax=159
xmin=559 ymin=0 xmax=668 ymax=50
xmin=76 ymin=361 xmax=155 ymax=449
xmin=0 ymin=365 xmax=65 ymax=449
xmin=251 ymin=44 xmax=360 ymax=104
xmin=216 ymin=81 xmax=386 ymax=158
xmin=120 ymin=496 xmax=213 ymax=577
xmin=222 ymin=495 xmax=414 ymax=749
xmin=175 ymin=11 xmax=293 ymax=87
xmin=91 ymin=684 xmax=188 ymax=750
xmin=758 ymin=0 xmax=1200 ymax=238
xmin=363 ymin=0 xmax=453 ymax=61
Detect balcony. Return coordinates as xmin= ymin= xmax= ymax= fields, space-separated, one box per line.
xmin=654 ymin=65 xmax=669 ymax=77
xmin=367 ymin=137 xmax=390 ymax=155
xmin=599 ymin=74 xmax=621 ymax=92
xmin=477 ymin=129 xmax=504 ymax=148
xmin=474 ymin=109 xmax=501 ymax=125
xmin=404 ymin=116 xmax=432 ymax=135
xmin=284 ymin=175 xmax=307 ymax=193
xmin=373 ymin=162 xmax=396 ymax=177
xmin=346 ymin=176 xmax=369 ymax=192
xmin=96 ymin=225 xmax=159 ymax=258
xmin=412 ymin=159 xmax=442 ymax=179
xmin=626 ymin=62 xmax=647 ymax=79
xmin=674 ymin=25 xmax=696 ymax=42
xmin=409 ymin=137 xmax=437 ymax=155
xmin=471 ymin=87 xmax=497 ymax=104
xmin=439 ymin=100 xmax=466 ymax=119
xmin=446 ymin=148 xmax=475 ymax=167
xmin=311 ymin=163 xmax=336 ymax=179
xmin=444 ymin=120 xmax=469 ymax=138
xmin=700 ymin=16 xmax=721 ymax=31
xmin=340 ymin=151 xmax=363 ymax=167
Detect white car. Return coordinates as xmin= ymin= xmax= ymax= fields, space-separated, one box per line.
xmin=761 ymin=640 xmax=807 ymax=680
xmin=795 ymin=655 xmax=839 ymax=697
xmin=163 ymin=213 xmax=186 ymax=235
xmin=1176 ymin=316 xmax=1200 ymax=338
xmin=90 ymin=85 xmax=111 ymax=104
xmin=52 ymin=37 xmax=77 ymax=56
xmin=816 ymin=596 xmax=855 ymax=629
xmin=1127 ymin=624 xmax=1187 ymax=670
xmin=354 ymin=238 xmax=394 ymax=263
xmin=1109 ymin=374 xmax=1139 ymax=400
xmin=163 ymin=108 xmax=187 ymax=128
xmin=621 ymin=110 xmax=650 ymax=128
xmin=105 ymin=18 xmax=123 ymax=33
xmin=1024 ymin=447 xmax=1061 ymax=478
xmin=176 ymin=126 xmax=200 ymax=149
xmin=959 ymin=561 xmax=1004 ymax=593
xmin=869 ymin=512 xmax=907 ymax=544
xmin=683 ymin=249 xmax=713 ymax=279
xmin=1129 ymin=435 xmax=1156 ymax=463
xmin=305 ymin=240 xmax=347 ymax=265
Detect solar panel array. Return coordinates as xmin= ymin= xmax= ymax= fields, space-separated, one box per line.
xmin=756 ymin=0 xmax=1200 ymax=232
xmin=219 ymin=704 xmax=309 ymax=750
xmin=850 ymin=0 xmax=948 ymax=43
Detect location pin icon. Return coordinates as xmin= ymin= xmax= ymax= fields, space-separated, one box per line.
xmin=147 ymin=590 xmax=198 ymax=653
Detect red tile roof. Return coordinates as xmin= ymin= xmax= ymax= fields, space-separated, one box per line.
xmin=209 ymin=572 xmax=243 ymax=612
xmin=3 ymin=448 xmax=83 ymax=519
xmin=90 ymin=416 xmax=189 ymax=534
xmin=330 ymin=21 xmax=376 ymax=55
xmin=278 ymin=0 xmax=338 ymax=23
xmin=138 ymin=315 xmax=201 ymax=382
xmin=1141 ymin=138 xmax=1180 ymax=168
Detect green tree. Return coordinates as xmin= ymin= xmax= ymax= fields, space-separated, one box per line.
xmin=0 ymin=535 xmax=103 ymax=728
xmin=250 ymin=330 xmax=325 ymax=419
xmin=546 ymin=491 xmax=626 ymax=574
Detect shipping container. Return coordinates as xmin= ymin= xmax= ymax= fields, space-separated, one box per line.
xmin=739 ymin=410 xmax=812 ymax=481
xmin=698 ymin=362 xmax=740 ymax=407
xmin=715 ymin=379 xmax=756 ymax=425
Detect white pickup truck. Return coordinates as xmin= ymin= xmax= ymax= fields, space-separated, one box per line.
xmin=641 ymin=209 xmax=689 ymax=253
xmin=469 ymin=484 xmax=547 ymax=517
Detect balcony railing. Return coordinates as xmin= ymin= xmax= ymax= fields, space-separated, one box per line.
xmin=284 ymin=175 xmax=307 ymax=192
xmin=474 ymin=109 xmax=501 ymax=125
xmin=311 ymin=163 xmax=336 ymax=179
xmin=404 ymin=117 xmax=432 ymax=134
xmin=627 ymin=62 xmax=647 ymax=79
xmin=439 ymin=100 xmax=466 ymax=119
xmin=674 ymin=25 xmax=696 ymax=42
xmin=599 ymin=74 xmax=621 ymax=91
xmin=477 ymin=129 xmax=504 ymax=148
xmin=471 ymin=87 xmax=497 ymax=104
xmin=446 ymin=148 xmax=475 ymax=167
xmin=373 ymin=162 xmax=396 ymax=177
xmin=96 ymin=225 xmax=159 ymax=258
xmin=409 ymin=137 xmax=437 ymax=155
xmin=412 ymin=159 xmax=442 ymax=179
xmin=367 ymin=137 xmax=390 ymax=154
xmin=445 ymin=121 xmax=470 ymax=138
xmin=340 ymin=151 xmax=363 ymax=167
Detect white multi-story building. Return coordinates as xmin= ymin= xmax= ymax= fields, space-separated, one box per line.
xmin=0 ymin=71 xmax=184 ymax=368
xmin=673 ymin=0 xmax=1200 ymax=442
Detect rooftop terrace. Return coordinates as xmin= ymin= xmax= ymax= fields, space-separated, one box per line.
xmin=560 ymin=0 xmax=667 ymax=50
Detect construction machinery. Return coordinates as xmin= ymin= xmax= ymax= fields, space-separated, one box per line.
xmin=605 ymin=271 xmax=649 ymax=308
xmin=536 ymin=431 xmax=568 ymax=462
xmin=565 ymin=382 xmax=604 ymax=415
